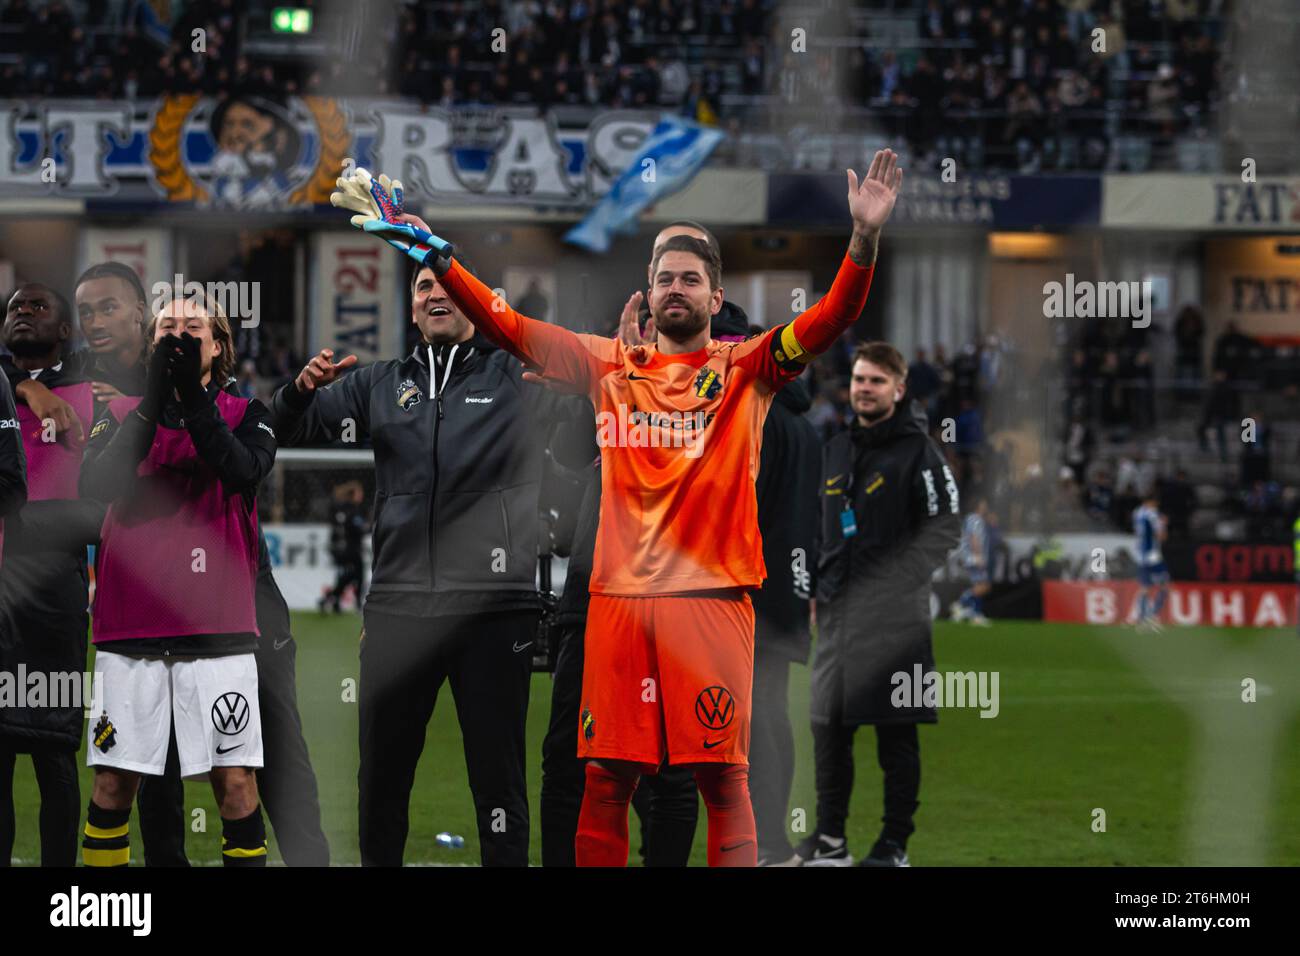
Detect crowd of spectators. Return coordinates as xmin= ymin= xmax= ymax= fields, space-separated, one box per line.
xmin=0 ymin=0 xmax=1226 ymax=172
xmin=1058 ymin=305 xmax=1297 ymax=540
xmin=839 ymin=0 xmax=1223 ymax=171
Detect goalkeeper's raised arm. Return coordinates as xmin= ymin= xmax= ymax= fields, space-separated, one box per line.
xmin=330 ymin=166 xmax=607 ymax=393
xmin=431 ymin=244 xmax=608 ymax=393
xmin=771 ymin=149 xmax=903 ymax=370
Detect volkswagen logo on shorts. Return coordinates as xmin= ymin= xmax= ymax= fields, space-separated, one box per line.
xmin=695 ymin=686 xmax=735 ymax=730
xmin=211 ymin=692 xmax=251 ymax=736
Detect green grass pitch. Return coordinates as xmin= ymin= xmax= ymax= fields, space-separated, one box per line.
xmin=9 ymin=617 xmax=1300 ymax=865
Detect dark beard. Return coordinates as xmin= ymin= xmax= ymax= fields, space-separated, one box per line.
xmin=651 ymin=300 xmax=710 ymax=342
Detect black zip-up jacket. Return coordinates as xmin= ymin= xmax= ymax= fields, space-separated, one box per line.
xmin=752 ymin=375 xmax=819 ymax=663
xmin=0 ymin=373 xmax=27 ymax=560
xmin=270 ymin=333 xmax=574 ymax=618
xmin=555 ymin=463 xmax=601 ymax=628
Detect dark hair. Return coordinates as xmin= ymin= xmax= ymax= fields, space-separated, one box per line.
xmin=851 ymin=341 xmax=907 ymax=380
xmin=409 ymin=253 xmax=475 ymax=297
xmin=650 ymin=235 xmax=721 ymax=291
xmin=75 ymin=261 xmax=148 ymax=307
xmin=659 ymin=219 xmax=720 ymax=262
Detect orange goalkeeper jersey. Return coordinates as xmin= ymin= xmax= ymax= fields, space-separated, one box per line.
xmin=440 ymin=256 xmax=875 ymax=595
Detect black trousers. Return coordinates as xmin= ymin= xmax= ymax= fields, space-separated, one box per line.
xmin=137 ymin=570 xmax=331 ymax=866
xmin=812 ymin=720 xmax=920 ymax=848
xmin=749 ymin=642 xmax=796 ymax=859
xmin=540 ymin=623 xmax=698 ymax=867
xmin=358 ymin=607 xmax=535 ymax=867
xmin=0 ymin=744 xmax=79 ymax=866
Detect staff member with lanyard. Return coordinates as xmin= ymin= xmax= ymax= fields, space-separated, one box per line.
xmin=800 ymin=342 xmax=960 ymax=867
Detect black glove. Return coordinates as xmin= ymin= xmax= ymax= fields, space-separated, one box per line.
xmin=166 ymin=332 xmax=209 ymax=412
xmin=135 ymin=340 xmax=173 ymax=423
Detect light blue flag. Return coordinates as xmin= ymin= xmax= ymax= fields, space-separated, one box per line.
xmin=564 ymin=116 xmax=724 ymax=253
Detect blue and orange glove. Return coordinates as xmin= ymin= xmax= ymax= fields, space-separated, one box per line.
xmin=330 ymin=166 xmax=455 ymax=274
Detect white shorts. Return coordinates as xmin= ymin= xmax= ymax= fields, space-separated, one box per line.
xmin=87 ymin=651 xmax=263 ymax=778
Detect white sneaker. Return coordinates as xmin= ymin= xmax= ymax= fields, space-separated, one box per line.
xmin=949 ymin=601 xmax=970 ymax=623
xmin=969 ymin=614 xmax=992 ymax=627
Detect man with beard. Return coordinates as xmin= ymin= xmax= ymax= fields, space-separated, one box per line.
xmin=358 ymin=148 xmax=903 ymax=865
xmin=541 ymin=222 xmax=728 ymax=867
xmin=0 ymin=283 xmax=95 ymax=866
xmin=797 ymin=342 xmax=960 ymax=867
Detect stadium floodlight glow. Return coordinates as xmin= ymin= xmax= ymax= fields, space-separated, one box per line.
xmin=271 ymin=7 xmax=312 ymax=33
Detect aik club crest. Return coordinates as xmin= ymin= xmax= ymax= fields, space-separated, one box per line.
xmin=693 ymin=366 xmax=723 ymax=400
xmin=93 ymin=713 xmax=117 ymax=753
xmin=396 ymin=379 xmax=421 ymax=411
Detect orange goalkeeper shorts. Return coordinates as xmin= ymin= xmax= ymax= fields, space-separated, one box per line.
xmin=577 ymin=591 xmax=754 ymax=768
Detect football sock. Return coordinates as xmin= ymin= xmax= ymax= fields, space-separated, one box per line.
xmin=1137 ymin=592 xmax=1149 ymax=620
xmin=82 ymin=802 xmax=130 ymax=867
xmin=1152 ymin=588 xmax=1168 ymax=615
xmin=221 ymin=805 xmax=268 ymax=867
xmin=695 ymin=763 xmax=757 ymax=867
xmin=971 ymin=594 xmax=984 ymax=615
xmin=575 ymin=763 xmax=638 ymax=866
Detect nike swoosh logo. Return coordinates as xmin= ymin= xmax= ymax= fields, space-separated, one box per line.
xmin=627 ymin=372 xmax=649 ymax=380
xmin=272 ymin=638 xmax=292 ymax=651
xmin=702 ymin=739 xmax=725 ymax=749
xmin=720 ymin=842 xmax=750 ymax=853
xmin=513 ymin=641 xmax=533 ymax=653
xmin=215 ymin=744 xmax=243 ymax=755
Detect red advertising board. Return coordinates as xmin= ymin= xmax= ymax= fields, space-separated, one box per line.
xmin=1042 ymin=581 xmax=1298 ymax=628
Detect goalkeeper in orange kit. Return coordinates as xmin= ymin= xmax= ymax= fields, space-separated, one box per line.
xmin=336 ymin=149 xmax=903 ymax=866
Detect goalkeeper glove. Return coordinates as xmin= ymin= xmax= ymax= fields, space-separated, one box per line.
xmin=330 ymin=166 xmax=403 ymax=228
xmin=331 ymin=167 xmax=456 ymax=274
xmin=361 ymin=219 xmax=455 ymax=275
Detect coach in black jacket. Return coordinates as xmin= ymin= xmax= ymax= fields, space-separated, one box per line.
xmin=803 ymin=342 xmax=960 ymax=867
xmin=271 ymin=258 xmax=574 ymax=866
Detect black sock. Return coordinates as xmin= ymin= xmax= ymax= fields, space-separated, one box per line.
xmin=221 ymin=805 xmax=268 ymax=867
xmin=82 ymin=802 xmax=131 ymax=867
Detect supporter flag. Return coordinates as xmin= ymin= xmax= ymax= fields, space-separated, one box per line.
xmin=564 ymin=116 xmax=724 ymax=253
xmin=135 ymin=0 xmax=173 ymax=45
